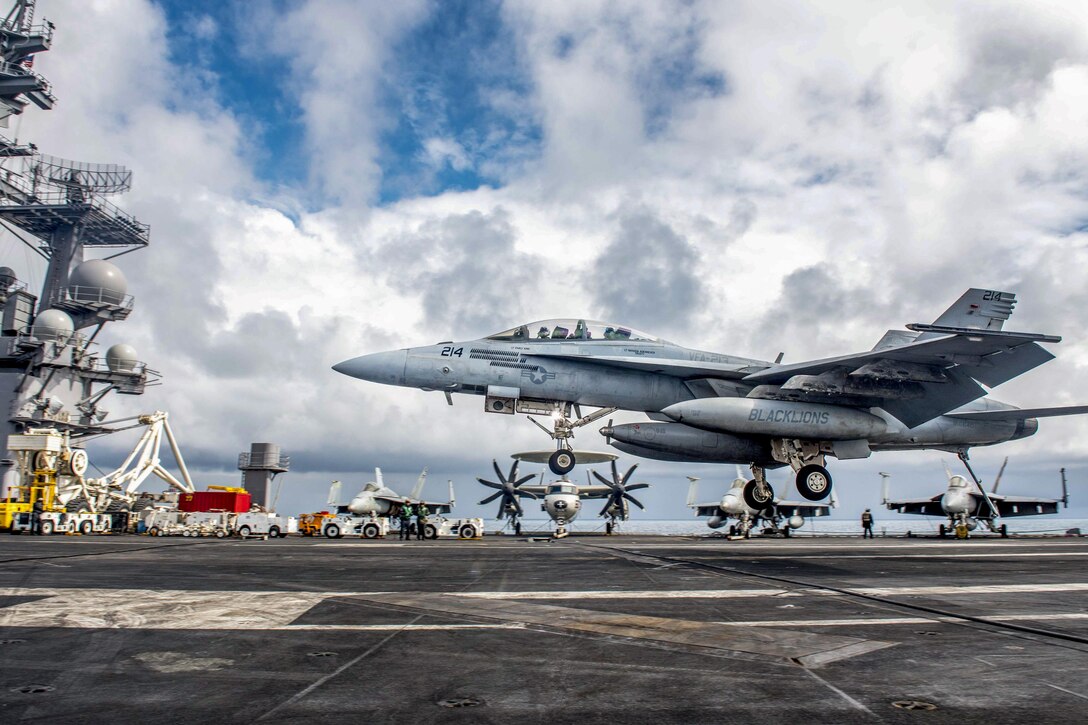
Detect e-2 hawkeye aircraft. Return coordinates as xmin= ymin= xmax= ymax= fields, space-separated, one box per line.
xmin=881 ymin=463 xmax=1069 ymax=538
xmin=334 ymin=289 xmax=1087 ymax=508
xmin=477 ymin=457 xmax=649 ymax=536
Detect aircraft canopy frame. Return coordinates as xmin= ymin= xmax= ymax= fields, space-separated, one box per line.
xmin=488 ymin=319 xmax=665 ymax=343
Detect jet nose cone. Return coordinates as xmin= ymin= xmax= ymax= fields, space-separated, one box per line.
xmin=332 ymin=350 xmax=408 ymax=385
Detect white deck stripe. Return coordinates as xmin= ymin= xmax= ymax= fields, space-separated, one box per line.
xmin=280 ymin=623 xmax=525 ymax=631
xmin=713 ymin=613 xmax=1088 ymax=627
xmin=454 ymin=588 xmax=792 ymax=599
xmin=679 ymin=552 xmax=1088 ymax=560
xmin=0 ymin=586 xmax=1084 ymax=631
xmin=453 ymin=582 xmax=1088 ymax=599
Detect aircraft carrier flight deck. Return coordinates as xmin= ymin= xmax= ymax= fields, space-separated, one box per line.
xmin=2 ymin=535 xmax=1086 ymax=724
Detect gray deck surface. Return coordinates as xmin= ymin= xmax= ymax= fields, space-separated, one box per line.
xmin=2 ymin=534 xmax=1087 ymax=723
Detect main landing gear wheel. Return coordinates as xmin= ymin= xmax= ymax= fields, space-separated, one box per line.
xmin=742 ymin=479 xmax=774 ymax=510
xmin=796 ymin=464 xmax=832 ymax=501
xmin=548 ymin=449 xmax=576 ymax=475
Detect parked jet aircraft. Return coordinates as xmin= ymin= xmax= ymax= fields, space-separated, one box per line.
xmin=882 ymin=463 xmax=1069 ymax=538
xmin=476 ymin=457 xmax=648 ymax=537
xmin=687 ymin=471 xmax=833 ymax=538
xmin=331 ymin=468 xmax=453 ymax=517
xmin=335 ymin=289 xmax=1087 ymax=507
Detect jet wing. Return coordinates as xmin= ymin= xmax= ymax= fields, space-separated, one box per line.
xmin=984 ymin=495 xmax=1061 ymax=517
xmin=742 ymin=328 xmax=1060 ymax=427
xmin=772 ymin=501 xmax=833 ymax=518
xmin=378 ymin=495 xmax=452 ymax=514
xmin=946 ymin=405 xmax=1088 ymax=421
xmin=884 ymin=495 xmax=945 ymax=516
xmin=526 ymin=352 xmax=764 ymax=379
xmin=417 ymin=499 xmax=453 ymax=514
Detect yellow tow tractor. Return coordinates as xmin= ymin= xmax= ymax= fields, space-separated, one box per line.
xmin=298 ymin=511 xmax=334 ymax=536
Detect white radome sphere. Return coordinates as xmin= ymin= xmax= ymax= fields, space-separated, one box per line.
xmin=31 ymin=309 xmax=74 ymax=342
xmin=69 ymin=259 xmax=128 ymax=304
xmin=106 ymin=343 xmax=139 ymax=372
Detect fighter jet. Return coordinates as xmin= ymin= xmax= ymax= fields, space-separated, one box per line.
xmin=332 ymin=468 xmax=453 ymax=517
xmin=881 ymin=464 xmax=1069 ymax=538
xmin=687 ymin=471 xmax=833 ymax=538
xmin=334 ymin=289 xmax=1088 ymax=507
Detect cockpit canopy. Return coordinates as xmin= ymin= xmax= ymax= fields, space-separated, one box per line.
xmin=546 ymin=483 xmax=578 ymax=495
xmin=488 ymin=319 xmax=664 ymax=343
xmin=948 ymin=475 xmax=968 ymax=488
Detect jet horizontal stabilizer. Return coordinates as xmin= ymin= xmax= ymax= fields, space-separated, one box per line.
xmin=946 ymin=405 xmax=1088 ymax=421
xmin=905 ymin=323 xmax=1061 ymax=344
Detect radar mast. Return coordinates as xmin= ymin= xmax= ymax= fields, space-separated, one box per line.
xmin=0 ymin=0 xmax=157 ymax=443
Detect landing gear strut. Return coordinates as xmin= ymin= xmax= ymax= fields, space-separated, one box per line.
xmin=771 ymin=439 xmax=834 ymax=501
xmin=957 ymin=448 xmax=1002 ymax=534
xmin=527 ymin=405 xmax=618 ymax=475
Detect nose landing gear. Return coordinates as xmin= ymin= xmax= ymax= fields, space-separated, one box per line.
xmin=526 ymin=405 xmax=618 ymax=474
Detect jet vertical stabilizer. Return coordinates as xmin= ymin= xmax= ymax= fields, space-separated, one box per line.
xmin=917 ymin=288 xmax=1016 ymax=340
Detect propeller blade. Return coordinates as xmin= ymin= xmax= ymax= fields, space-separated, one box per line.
xmin=513 ymin=497 xmax=524 ymax=517
xmin=507 ymin=460 xmax=519 ymax=484
xmin=477 ymin=478 xmax=503 ymax=490
xmin=624 ymin=483 xmax=650 ymax=491
xmin=592 ymin=470 xmax=614 ymax=487
xmin=513 ymin=474 xmax=536 ymax=486
xmin=516 ymin=489 xmax=539 ymax=500
xmin=610 ymin=459 xmax=620 ymax=485
xmin=496 ymin=500 xmax=506 ymax=520
xmin=623 ymin=493 xmax=646 ymax=510
xmin=603 ymin=417 xmax=613 ymax=443
xmin=479 ymin=492 xmax=503 ymax=505
xmin=493 ymin=460 xmax=506 ymax=483
xmin=598 ymin=500 xmax=612 ymax=517
xmin=620 ymin=463 xmax=639 ymax=486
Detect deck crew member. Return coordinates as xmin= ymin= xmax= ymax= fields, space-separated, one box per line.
xmin=31 ymin=497 xmax=43 ymax=535
xmin=861 ymin=508 xmax=874 ymax=539
xmin=415 ymin=503 xmax=430 ymax=540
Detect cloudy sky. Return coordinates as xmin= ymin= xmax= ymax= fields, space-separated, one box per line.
xmin=4 ymin=0 xmax=1088 ymax=524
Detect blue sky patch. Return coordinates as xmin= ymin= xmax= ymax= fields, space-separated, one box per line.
xmin=374 ymin=0 xmax=541 ymax=203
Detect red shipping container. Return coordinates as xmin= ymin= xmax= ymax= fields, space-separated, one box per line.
xmin=178 ymin=491 xmax=251 ymax=513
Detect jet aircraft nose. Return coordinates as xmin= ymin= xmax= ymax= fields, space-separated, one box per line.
xmin=332 ymin=350 xmax=408 ymax=385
